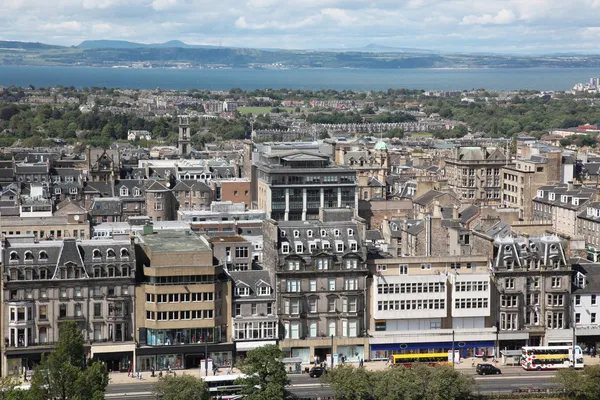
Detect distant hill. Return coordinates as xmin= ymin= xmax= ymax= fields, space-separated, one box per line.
xmin=0 ymin=40 xmax=64 ymax=50
xmin=78 ymin=40 xmax=217 ymax=49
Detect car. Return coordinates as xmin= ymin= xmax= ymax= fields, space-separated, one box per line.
xmin=476 ymin=363 xmax=501 ymax=375
xmin=309 ymin=366 xmax=326 ymax=378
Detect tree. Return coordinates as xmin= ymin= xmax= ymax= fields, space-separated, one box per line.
xmin=153 ymin=374 xmax=210 ymax=400
xmin=29 ymin=320 xmax=108 ymax=400
xmin=322 ymin=364 xmax=373 ymax=400
xmin=236 ymin=344 xmax=289 ymax=400
xmin=555 ymin=365 xmax=600 ymax=399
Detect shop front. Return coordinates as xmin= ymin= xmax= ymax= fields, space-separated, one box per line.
xmin=135 ymin=342 xmax=235 ymax=372
xmin=91 ymin=343 xmax=135 ymax=373
xmin=370 ymin=340 xmax=495 ymax=361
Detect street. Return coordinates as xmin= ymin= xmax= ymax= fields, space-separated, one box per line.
xmin=105 ymin=370 xmax=560 ymax=399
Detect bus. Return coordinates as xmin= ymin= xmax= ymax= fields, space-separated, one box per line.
xmin=392 ymin=353 xmax=452 ymax=368
xmin=521 ymin=346 xmax=584 ymax=371
xmin=202 ymin=374 xmax=247 ymax=399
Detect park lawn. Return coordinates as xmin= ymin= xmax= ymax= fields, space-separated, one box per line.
xmin=408 ymin=132 xmax=433 ymax=138
xmin=238 ymin=107 xmax=297 ymax=114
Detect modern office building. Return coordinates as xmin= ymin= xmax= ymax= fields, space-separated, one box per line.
xmin=134 ymin=228 xmax=233 ymax=371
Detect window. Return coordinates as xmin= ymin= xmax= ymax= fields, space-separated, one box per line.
xmin=328 ymin=278 xmax=336 ymax=291
xmin=328 ymin=321 xmax=336 ymax=336
xmin=551 ymin=277 xmax=561 ymax=288
xmin=287 ymin=261 xmax=299 ymax=271
xmin=309 ymin=298 xmax=317 ymax=313
xmin=309 ymin=322 xmax=317 ymax=338
xmin=286 ymin=280 xmax=301 ymax=292
xmin=309 ymin=280 xmax=317 ymax=292
xmin=500 ymin=312 xmax=518 ymax=330
xmin=336 ymin=243 xmax=344 ymax=252
xmin=24 ymin=251 xmax=33 ymax=261
xmin=547 ymin=312 xmax=564 ymax=329
xmin=258 ymin=286 xmax=271 ymax=296
xmin=345 ymin=259 xmax=357 ymax=269
xmin=39 ymin=251 xmax=48 ymax=260
xmin=93 ymin=249 xmax=101 ymax=259
xmin=267 ymin=302 xmax=273 ymax=315
xmin=317 ymin=259 xmax=328 ymax=270
xmin=120 ymin=248 xmax=129 ymax=258
xmin=399 ymin=264 xmax=408 ymax=275
xmin=349 ymin=298 xmax=357 ymax=312
xmin=94 ymin=303 xmax=102 ymax=317
xmin=291 ymin=300 xmax=300 ymax=314
xmin=593 ymin=313 xmax=597 ymax=324
xmin=295 ymin=243 xmax=303 ymax=253
xmin=59 ymin=304 xmax=67 ymax=318
xmin=328 ymin=298 xmax=336 ymax=312
xmin=235 ymin=287 xmax=250 ymax=296
xmin=505 ymin=278 xmax=515 ymax=289
xmin=344 ymin=278 xmax=358 ymax=291
xmin=420 ymin=264 xmax=431 ymax=270
xmin=576 ymin=295 xmax=581 ymax=305
xmin=235 ymin=247 xmax=249 ymax=258
xmin=281 ymin=243 xmax=290 ymax=253
xmin=251 ymin=303 xmax=257 ymax=315
xmin=120 ymin=187 xmax=129 ymax=196
xmin=39 ymin=305 xmax=48 ymax=320
xmin=307 ymin=230 xmax=313 ymax=238
xmin=235 ymin=304 xmax=241 ymax=316
xmin=576 ymin=313 xmax=581 ymax=323
xmin=593 ymin=295 xmax=597 ymax=306
xmin=501 ymin=295 xmax=518 ymax=308
xmin=376 ymin=264 xmax=387 ymax=272
xmin=350 ymin=242 xmax=358 ymax=252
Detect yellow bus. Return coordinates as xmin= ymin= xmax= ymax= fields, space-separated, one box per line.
xmin=392 ymin=353 xmax=451 ymax=368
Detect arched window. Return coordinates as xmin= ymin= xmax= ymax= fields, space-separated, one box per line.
xmin=39 ymin=251 xmax=48 ymax=260
xmin=24 ymin=251 xmax=34 ymax=261
xmin=107 ymin=249 xmax=116 ymax=258
xmin=93 ymin=249 xmax=101 ymax=259
xmin=309 ymin=322 xmax=317 ymax=338
xmin=120 ymin=248 xmax=129 ymax=258
xmin=9 ymin=252 xmax=18 ymax=261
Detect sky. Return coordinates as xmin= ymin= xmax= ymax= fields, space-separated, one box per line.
xmin=1 ymin=0 xmax=600 ymax=54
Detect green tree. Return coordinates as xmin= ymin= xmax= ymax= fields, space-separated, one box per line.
xmin=322 ymin=364 xmax=373 ymax=400
xmin=236 ymin=344 xmax=289 ymax=400
xmin=153 ymin=374 xmax=210 ymax=400
xmin=29 ymin=320 xmax=108 ymax=400
xmin=555 ymin=365 xmax=600 ymax=399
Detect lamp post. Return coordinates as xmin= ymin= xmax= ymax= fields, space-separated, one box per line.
xmin=572 ymin=296 xmax=577 ymax=366
xmin=205 ymin=333 xmax=209 ymax=377
xmin=451 ymin=330 xmax=455 ymax=369
xmin=331 ymin=334 xmax=334 ymax=369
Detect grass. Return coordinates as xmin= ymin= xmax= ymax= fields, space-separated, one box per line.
xmin=408 ymin=132 xmax=434 ymax=138
xmin=238 ymin=107 xmax=297 ymax=114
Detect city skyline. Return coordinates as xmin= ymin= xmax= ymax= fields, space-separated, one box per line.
xmin=1 ymin=0 xmax=600 ymax=54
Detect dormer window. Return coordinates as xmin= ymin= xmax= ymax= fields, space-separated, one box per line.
xmin=235 ymin=287 xmax=250 ymax=297
xmin=281 ymin=230 xmax=287 ymax=238
xmin=347 ymin=228 xmax=354 ymax=236
xmin=350 ymin=241 xmax=358 ymax=252
xmin=334 ymin=229 xmax=340 ymax=237
xmin=120 ymin=187 xmax=129 ymax=197
xmin=120 ymin=248 xmax=129 ymax=258
xmin=537 ymin=190 xmax=544 ymax=198
xmin=9 ymin=252 xmax=18 ymax=261
xmin=573 ymin=198 xmax=579 ymax=206
xmin=323 ymin=241 xmax=330 ymax=250
xmin=258 ymin=286 xmax=272 ymax=296
xmin=589 ymin=208 xmax=595 ymax=217
xmin=336 ymin=242 xmax=344 ymax=252
xmin=576 ymin=272 xmax=586 ymax=288
xmin=321 ymin=229 xmax=327 ymax=237
xmin=93 ymin=249 xmax=101 ymax=259
xmin=24 ymin=251 xmax=33 ymax=261
xmin=107 ymin=249 xmax=116 ymax=258
xmin=281 ymin=243 xmax=290 ymax=254
xmin=295 ymin=243 xmax=303 ymax=253
xmin=346 ymin=259 xmax=358 ymax=269
xmin=560 ymin=195 xmax=567 ymax=203
xmin=39 ymin=251 xmax=48 ymax=261
xmin=549 ymin=193 xmax=555 ymax=201
xmin=307 ymin=230 xmax=313 ymax=238
xmin=133 ymin=188 xmax=141 ymax=197
xmin=504 ymin=245 xmax=512 ymax=253
xmin=293 ymin=230 xmax=300 ymax=238
xmin=317 ymin=258 xmax=329 ymax=270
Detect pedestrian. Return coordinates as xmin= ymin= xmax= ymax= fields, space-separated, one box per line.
xmin=471 ymin=357 xmax=475 ymax=367
xmin=127 ymin=367 xmax=131 ymax=377
xmin=151 ymin=366 xmax=155 ymax=377
xmin=359 ymin=358 xmax=363 ymax=368
xmin=227 ymin=366 xmax=231 ymax=375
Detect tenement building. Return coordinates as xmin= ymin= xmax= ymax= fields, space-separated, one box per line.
xmin=444 ymin=146 xmax=508 ymax=205
xmin=491 ymin=236 xmax=572 ymax=347
xmin=134 ymin=228 xmax=233 ymax=371
xmin=577 ymin=202 xmax=600 ymax=262
xmin=252 ymin=142 xmax=358 ymax=221
xmin=2 ymin=234 xmax=136 ymax=376
xmin=263 ymin=209 xmax=369 ymax=364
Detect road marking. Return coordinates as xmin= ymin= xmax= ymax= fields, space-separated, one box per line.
xmin=474 ymin=374 xmax=554 ymax=381
xmin=107 ymin=392 xmax=153 ymax=397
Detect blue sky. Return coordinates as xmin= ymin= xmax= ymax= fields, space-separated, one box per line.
xmin=1 ymin=0 xmax=600 ymax=54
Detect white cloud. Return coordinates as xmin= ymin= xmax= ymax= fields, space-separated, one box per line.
xmin=82 ymin=0 xmax=116 ymax=9
xmin=461 ymin=9 xmax=517 ymax=25
xmin=152 ymin=0 xmax=177 ymax=11
xmin=40 ymin=21 xmax=82 ymax=31
xmin=246 ymin=0 xmax=279 ymax=8
xmin=92 ymin=23 xmax=113 ymax=33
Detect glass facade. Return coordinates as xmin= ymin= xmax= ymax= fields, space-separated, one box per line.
xmin=146 ymin=328 xmax=218 ymax=346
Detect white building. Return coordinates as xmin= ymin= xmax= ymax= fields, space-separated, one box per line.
xmin=127 ymin=130 xmax=152 ymax=141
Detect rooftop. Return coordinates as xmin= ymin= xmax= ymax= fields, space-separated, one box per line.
xmin=138 ymin=230 xmax=211 ymax=253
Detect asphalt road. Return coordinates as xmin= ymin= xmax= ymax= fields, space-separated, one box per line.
xmin=105 ymin=370 xmax=560 ymax=399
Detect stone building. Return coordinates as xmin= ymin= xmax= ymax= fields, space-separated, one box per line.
xmin=2 ymin=234 xmax=136 ymax=376
xmin=577 ymin=202 xmax=600 ymax=262
xmin=501 ymin=152 xmax=562 ymax=220
xmin=444 ymin=146 xmax=508 ymax=205
xmin=144 ymin=181 xmax=173 ymax=221
xmin=263 ymin=209 xmax=369 ymax=364
xmin=532 ymin=183 xmax=596 ymax=237
xmin=491 ymin=236 xmax=573 ymax=347
xmin=134 ymin=228 xmax=233 ymax=371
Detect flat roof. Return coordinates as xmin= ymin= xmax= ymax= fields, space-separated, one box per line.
xmin=210 ymin=236 xmax=248 ymax=243
xmin=138 ymin=230 xmax=211 ymax=253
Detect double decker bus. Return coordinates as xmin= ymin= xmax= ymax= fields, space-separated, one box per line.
xmin=392 ymin=353 xmax=452 ymax=368
xmin=202 ymin=374 xmax=247 ymax=399
xmin=521 ymin=346 xmax=584 ymax=371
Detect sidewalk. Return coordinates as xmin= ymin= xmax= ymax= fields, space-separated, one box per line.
xmin=108 ymin=367 xmax=242 ymax=385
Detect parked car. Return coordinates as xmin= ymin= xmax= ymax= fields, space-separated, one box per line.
xmin=476 ymin=363 xmax=501 ymax=375
xmin=309 ymin=366 xmax=326 ymax=378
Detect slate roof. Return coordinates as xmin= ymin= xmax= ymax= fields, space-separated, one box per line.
xmin=229 ymin=269 xmax=274 ymax=300
xmin=90 ymin=197 xmax=122 ymax=216
xmin=572 ymin=261 xmax=600 ymax=294
xmin=533 ymin=184 xmax=595 ymax=211
xmin=83 ymin=182 xmax=114 ymax=197
xmin=365 ymin=229 xmax=383 ymax=242
xmin=459 ymin=205 xmax=479 ymax=225
xmin=578 ymin=202 xmax=600 ymax=222
xmin=413 ymin=190 xmax=443 ymax=206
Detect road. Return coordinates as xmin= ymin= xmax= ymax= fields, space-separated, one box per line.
xmin=105 ymin=370 xmax=560 ymax=399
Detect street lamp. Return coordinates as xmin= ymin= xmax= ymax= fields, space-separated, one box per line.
xmin=205 ymin=333 xmax=209 ymax=377
xmin=331 ymin=334 xmax=334 ymax=369
xmin=451 ymin=330 xmax=455 ymax=369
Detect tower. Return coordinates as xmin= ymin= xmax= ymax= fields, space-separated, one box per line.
xmin=178 ymin=115 xmax=191 ymax=156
